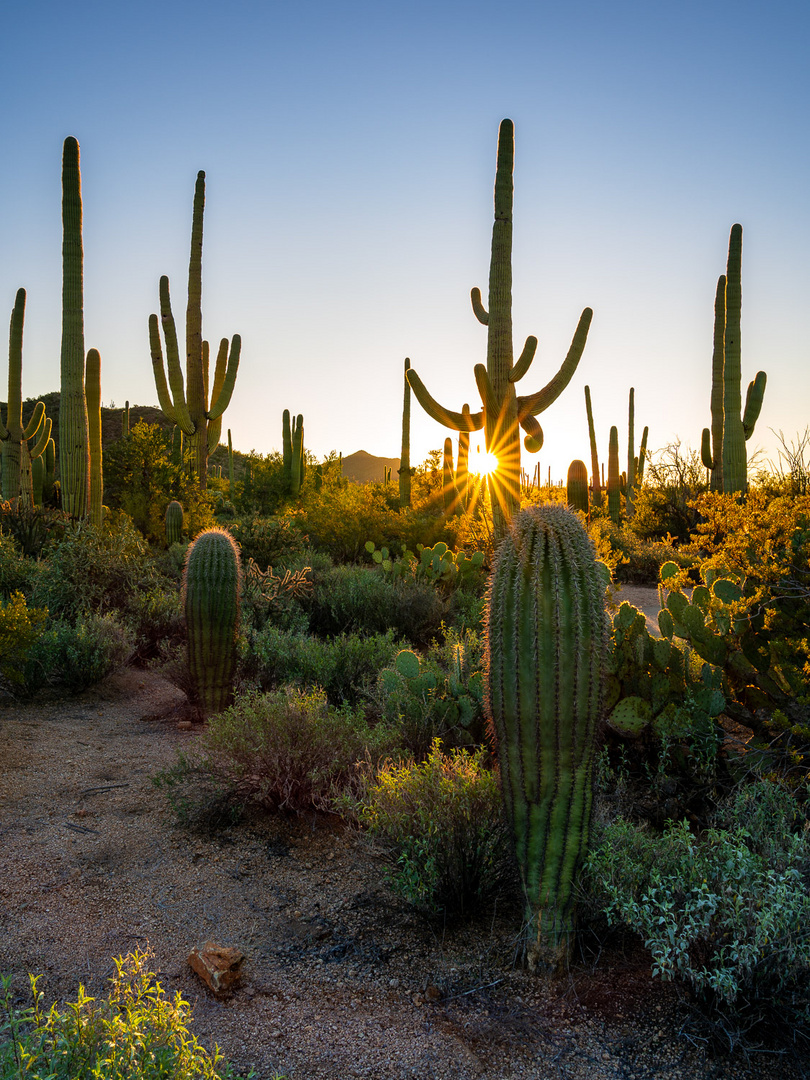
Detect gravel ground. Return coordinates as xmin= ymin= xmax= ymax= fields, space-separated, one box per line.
xmin=0 ymin=665 xmax=806 ymax=1080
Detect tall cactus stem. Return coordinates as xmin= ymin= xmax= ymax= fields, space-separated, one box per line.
xmin=566 ymin=459 xmax=589 ymax=516
xmin=85 ymin=348 xmax=103 ymax=526
xmin=60 ymin=136 xmax=90 ymax=518
xmin=399 ymin=357 xmax=412 ymax=508
xmin=584 ymin=385 xmax=602 ymax=507
xmin=607 ymin=426 xmax=620 ymax=524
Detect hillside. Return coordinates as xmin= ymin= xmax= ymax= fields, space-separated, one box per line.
xmin=340 ymin=449 xmax=400 ymax=484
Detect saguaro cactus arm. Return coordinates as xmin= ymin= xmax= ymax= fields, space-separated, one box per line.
xmin=207 ymin=335 xmax=242 ymax=421
xmin=742 ymin=370 xmax=767 ymax=438
xmin=405 ymin=368 xmax=484 ymax=431
xmin=515 ymin=308 xmax=593 ymax=421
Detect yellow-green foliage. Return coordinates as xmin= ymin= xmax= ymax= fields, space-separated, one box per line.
xmin=0 ymin=947 xmax=251 ymax=1079
xmin=0 ymin=592 xmax=47 ymax=688
xmin=358 ymin=740 xmax=512 ymax=914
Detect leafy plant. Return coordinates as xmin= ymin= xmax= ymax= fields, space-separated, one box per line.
xmin=0 ymin=946 xmax=253 ymax=1078
xmin=583 ymin=781 xmax=810 ymax=1050
xmin=354 ymin=740 xmax=515 ymax=915
xmin=0 ymin=592 xmax=48 ymax=694
xmin=166 ymin=686 xmax=399 ymax=815
xmin=26 ymin=612 xmax=134 ymax=693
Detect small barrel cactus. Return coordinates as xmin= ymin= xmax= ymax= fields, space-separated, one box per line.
xmin=183 ymin=527 xmax=241 ymax=718
xmin=165 ymin=500 xmax=184 ymax=546
xmin=485 ymin=504 xmax=608 ymax=971
xmin=566 ymin=459 xmax=589 ymax=516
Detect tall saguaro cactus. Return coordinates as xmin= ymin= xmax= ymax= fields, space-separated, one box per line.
xmin=150 ymin=171 xmax=241 ymax=489
xmin=1 ymin=288 xmax=48 ymax=504
xmin=60 ymin=136 xmax=91 ymax=518
xmin=701 ymin=224 xmax=766 ymax=495
xmin=607 ymin=425 xmax=620 ymax=524
xmin=399 ymin=358 xmax=412 ymax=508
xmin=406 ymin=120 xmax=592 ymax=541
xmin=584 ymin=385 xmax=602 ymax=508
xmin=485 ymin=504 xmax=607 ymax=969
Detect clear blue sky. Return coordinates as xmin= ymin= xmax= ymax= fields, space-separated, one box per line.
xmin=2 ymin=0 xmax=808 ymax=483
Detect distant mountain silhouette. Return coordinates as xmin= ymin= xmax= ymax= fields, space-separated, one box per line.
xmin=341 ymin=450 xmax=400 ymax=484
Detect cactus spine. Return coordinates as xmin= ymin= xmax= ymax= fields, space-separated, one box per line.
xmin=85 ymin=348 xmax=103 ymax=526
xmin=149 ymin=171 xmax=241 ymax=489
xmin=406 ymin=120 xmax=592 ymax=541
xmin=59 ymin=138 xmax=91 ymax=517
xmin=1 ymin=288 xmax=48 ymax=504
xmin=566 ymin=459 xmax=589 ymax=516
xmin=485 ymin=504 xmax=607 ymax=969
xmin=399 ymin=357 xmax=412 ymax=508
xmin=183 ymin=527 xmax=241 ymax=718
xmin=584 ymin=385 xmax=602 ymax=507
xmin=607 ymin=425 xmax=620 ymax=524
xmin=701 ymin=225 xmax=766 ymax=495
xmin=165 ymin=500 xmax=184 ymax=546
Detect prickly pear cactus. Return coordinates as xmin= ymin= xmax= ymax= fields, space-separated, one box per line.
xmin=485 ymin=503 xmax=608 ymax=970
xmin=183 ymin=527 xmax=241 ymax=718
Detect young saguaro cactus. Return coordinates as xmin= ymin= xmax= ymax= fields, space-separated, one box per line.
xmin=183 ymin=527 xmax=241 ymax=718
xmin=485 ymin=504 xmax=607 ymax=971
xmin=566 ymin=459 xmax=589 ymax=516
xmin=165 ymin=500 xmax=184 ymax=546
xmin=1 ymin=288 xmax=48 ymax=504
xmin=85 ymin=347 xmax=103 ymax=526
xmin=584 ymin=385 xmax=602 ymax=508
xmin=149 ymin=171 xmax=241 ymax=490
xmin=406 ymin=120 xmax=592 ymax=541
xmin=607 ymin=425 xmax=621 ymax=524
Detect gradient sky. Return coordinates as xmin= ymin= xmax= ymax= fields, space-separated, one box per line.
xmin=2 ymin=0 xmax=808 ymax=484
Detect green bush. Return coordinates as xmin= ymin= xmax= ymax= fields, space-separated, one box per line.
xmin=167 ymin=687 xmax=399 ymax=815
xmin=0 ymin=531 xmax=36 ymax=598
xmin=125 ymin=583 xmax=185 ymax=662
xmin=31 ymin=514 xmax=158 ymax=622
xmin=26 ymin=612 xmax=134 ymax=693
xmin=582 ymin=780 xmax=810 ymax=1047
xmin=0 ymin=947 xmax=253 ymax=1079
xmin=307 ymin=565 xmax=446 ymax=646
xmin=226 ymin=514 xmax=308 ymax=570
xmin=0 ymin=501 xmax=69 ymax=558
xmin=240 ymin=625 xmax=399 ymax=706
xmin=354 ymin=740 xmax=515 ymax=916
xmin=589 ymin=516 xmax=692 ymax=584
xmin=0 ymin=592 xmax=48 ymax=695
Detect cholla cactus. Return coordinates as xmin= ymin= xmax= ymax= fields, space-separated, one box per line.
xmin=485 ymin=504 xmax=607 ymax=970
xmin=183 ymin=527 xmax=241 ymax=718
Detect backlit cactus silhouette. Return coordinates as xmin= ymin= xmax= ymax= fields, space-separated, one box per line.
xmin=485 ymin=504 xmax=607 ymax=970
xmin=607 ymin=425 xmax=620 ymax=524
xmin=150 ymin=171 xmax=241 ymax=489
xmin=1 ymin=288 xmax=48 ymax=504
xmin=399 ymin=358 xmax=412 ymax=508
xmin=183 ymin=527 xmax=241 ymax=718
xmin=584 ymin=385 xmax=602 ymax=507
xmin=406 ymin=120 xmax=592 ymax=540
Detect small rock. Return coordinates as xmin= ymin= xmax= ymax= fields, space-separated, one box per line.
xmin=187 ymin=941 xmax=245 ymax=994
xmin=177 ymin=720 xmax=193 ymax=730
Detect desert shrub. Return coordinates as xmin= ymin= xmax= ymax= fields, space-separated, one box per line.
xmin=292 ymin=483 xmax=410 ymax=563
xmin=226 ymin=514 xmax=308 ymax=570
xmin=0 ymin=501 xmax=69 ymax=558
xmin=307 ymin=565 xmax=445 ymax=646
xmin=0 ymin=592 xmax=48 ymax=695
xmin=126 ymin=583 xmax=185 ymax=662
xmin=240 ymin=625 xmax=399 ymax=706
xmin=354 ymin=740 xmax=515 ymax=915
xmin=103 ymin=421 xmax=216 ymax=544
xmin=0 ymin=947 xmax=251 ymax=1079
xmin=0 ymin=532 xmax=36 ymax=598
xmin=178 ymin=687 xmax=399 ymax=815
xmin=30 ymin=513 xmax=159 ymax=621
xmin=367 ymin=630 xmax=487 ymax=756
xmin=26 ymin=612 xmax=134 ymax=693
xmin=582 ymin=780 xmax=810 ymax=1049
xmin=589 ymin=516 xmax=692 ymax=584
